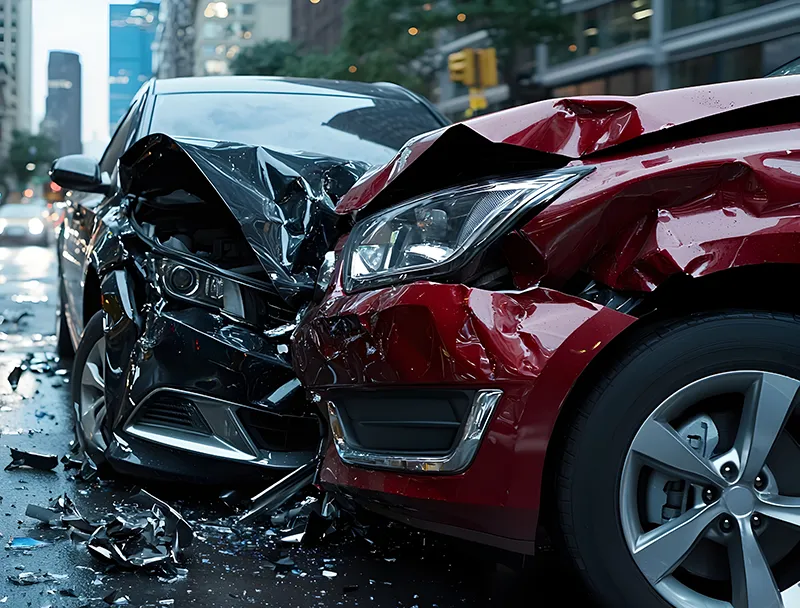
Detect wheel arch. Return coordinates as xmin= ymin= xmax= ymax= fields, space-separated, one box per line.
xmin=536 ymin=262 xmax=800 ymax=541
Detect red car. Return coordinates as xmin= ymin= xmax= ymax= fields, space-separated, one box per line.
xmin=293 ymin=61 xmax=800 ymax=608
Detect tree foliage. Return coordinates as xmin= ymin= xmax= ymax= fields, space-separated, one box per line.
xmin=230 ymin=0 xmax=567 ymax=102
xmin=6 ymin=130 xmax=58 ymax=188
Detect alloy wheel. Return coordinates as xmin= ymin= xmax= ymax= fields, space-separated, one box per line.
xmin=77 ymin=336 xmax=107 ymax=451
xmin=620 ymin=370 xmax=800 ymax=608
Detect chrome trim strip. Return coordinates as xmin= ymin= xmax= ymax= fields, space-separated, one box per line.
xmin=327 ymin=389 xmax=503 ymax=474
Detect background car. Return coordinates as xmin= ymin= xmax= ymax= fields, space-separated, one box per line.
xmin=54 ymin=76 xmax=448 ymax=485
xmin=293 ymin=68 xmax=800 ymax=608
xmin=0 ymin=201 xmax=51 ymax=247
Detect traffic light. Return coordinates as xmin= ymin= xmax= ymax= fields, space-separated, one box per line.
xmin=448 ymin=49 xmax=477 ymax=86
xmin=477 ymin=47 xmax=498 ymax=89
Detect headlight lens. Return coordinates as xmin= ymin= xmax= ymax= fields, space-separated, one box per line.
xmin=155 ymin=257 xmax=297 ymax=328
xmin=158 ymin=258 xmax=245 ymax=318
xmin=342 ymin=167 xmax=591 ymax=292
xmin=28 ymin=218 xmax=45 ymax=235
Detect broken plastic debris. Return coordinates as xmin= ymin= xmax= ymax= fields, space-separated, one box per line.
xmin=6 ymin=366 xmax=22 ymax=390
xmin=7 ymin=571 xmax=68 ymax=585
xmin=103 ymin=590 xmax=131 ymax=605
xmin=60 ymin=454 xmax=83 ymax=470
xmin=6 ymin=537 xmax=50 ymax=550
xmin=5 ymin=448 xmax=58 ymax=471
xmin=238 ymin=458 xmax=318 ymax=524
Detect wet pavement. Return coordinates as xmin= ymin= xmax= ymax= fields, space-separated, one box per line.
xmin=0 ymin=243 xmax=581 ymax=607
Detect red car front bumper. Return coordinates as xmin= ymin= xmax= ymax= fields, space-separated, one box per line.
xmin=293 ymin=280 xmax=634 ymax=553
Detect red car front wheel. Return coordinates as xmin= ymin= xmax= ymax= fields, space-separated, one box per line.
xmin=557 ymin=311 xmax=800 ymax=608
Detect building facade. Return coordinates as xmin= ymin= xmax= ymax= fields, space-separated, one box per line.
xmin=290 ymin=0 xmax=349 ymax=53
xmin=109 ymin=2 xmax=159 ymax=133
xmin=153 ymin=0 xmax=197 ymax=78
xmin=0 ymin=0 xmax=32 ymax=156
xmin=435 ymin=0 xmax=800 ymax=118
xmin=195 ymin=0 xmax=290 ymax=75
xmin=43 ymin=51 xmax=82 ymax=157
xmin=541 ymin=0 xmax=800 ymax=96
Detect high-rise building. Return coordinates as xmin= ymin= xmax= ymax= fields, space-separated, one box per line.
xmin=153 ymin=0 xmax=198 ymax=78
xmin=195 ymin=0 xmax=290 ymax=75
xmin=43 ymin=51 xmax=82 ymax=157
xmin=0 ymin=0 xmax=33 ymax=155
xmin=290 ymin=0 xmax=348 ymax=53
xmin=109 ymin=2 xmax=159 ymax=133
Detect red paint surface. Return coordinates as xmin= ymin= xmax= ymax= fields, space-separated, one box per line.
xmin=294 ymin=75 xmax=800 ymax=549
xmin=293 ymin=283 xmax=634 ymax=544
xmin=338 ymin=76 xmax=800 ymax=214
xmin=521 ymin=125 xmax=800 ymax=290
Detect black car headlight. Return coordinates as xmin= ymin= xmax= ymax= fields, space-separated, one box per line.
xmin=341 ymin=167 xmax=592 ymax=293
xmin=158 ymin=258 xmax=246 ymax=317
xmin=154 ymin=257 xmax=297 ymax=329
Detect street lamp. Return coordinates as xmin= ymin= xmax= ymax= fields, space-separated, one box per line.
xmin=25 ymin=163 xmax=36 ymax=172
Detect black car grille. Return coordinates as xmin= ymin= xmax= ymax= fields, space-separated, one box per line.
xmin=135 ymin=395 xmax=212 ymax=435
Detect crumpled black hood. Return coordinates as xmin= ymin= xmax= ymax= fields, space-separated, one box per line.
xmin=119 ymin=133 xmax=368 ymax=304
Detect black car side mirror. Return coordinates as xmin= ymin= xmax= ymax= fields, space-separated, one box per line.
xmin=49 ymin=155 xmax=110 ymax=194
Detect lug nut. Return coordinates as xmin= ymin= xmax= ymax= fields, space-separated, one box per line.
xmin=720 ymin=517 xmax=733 ymax=533
xmin=721 ymin=462 xmax=738 ymax=481
xmin=754 ymin=474 xmax=767 ymax=491
xmin=752 ymin=514 xmax=762 ymax=529
xmin=702 ymin=487 xmax=716 ymax=504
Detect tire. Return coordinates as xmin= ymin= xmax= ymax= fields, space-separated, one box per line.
xmin=55 ymin=279 xmax=74 ymax=359
xmin=71 ymin=310 xmax=110 ymax=468
xmin=556 ymin=311 xmax=800 ymax=608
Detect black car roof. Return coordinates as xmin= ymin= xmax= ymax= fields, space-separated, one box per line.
xmin=152 ymin=76 xmax=419 ymax=102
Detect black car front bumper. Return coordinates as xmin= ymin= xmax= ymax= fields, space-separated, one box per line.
xmin=99 ymin=269 xmax=320 ymax=485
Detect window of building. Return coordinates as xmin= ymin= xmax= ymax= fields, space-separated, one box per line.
xmin=202 ymin=21 xmax=224 ymax=38
xmin=552 ymin=67 xmax=654 ymax=97
xmin=238 ymin=3 xmax=254 ymax=16
xmin=670 ymin=35 xmax=799 ymax=87
xmin=550 ymin=0 xmax=652 ymax=65
xmin=202 ymin=44 xmax=217 ymax=58
xmin=667 ymin=0 xmax=780 ymax=30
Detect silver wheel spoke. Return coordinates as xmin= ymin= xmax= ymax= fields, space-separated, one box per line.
xmin=735 ymin=373 xmax=799 ymax=483
xmin=632 ymin=503 xmax=723 ymax=584
xmin=729 ymin=517 xmax=783 ymax=608
xmin=630 ymin=419 xmax=724 ymax=487
xmin=759 ymin=495 xmax=800 ymax=529
xmin=82 ymin=361 xmax=105 ymax=392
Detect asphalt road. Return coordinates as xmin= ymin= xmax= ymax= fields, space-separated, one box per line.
xmin=0 ymin=241 xmax=584 ymax=608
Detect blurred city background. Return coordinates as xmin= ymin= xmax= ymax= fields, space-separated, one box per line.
xmin=0 ymin=0 xmax=796 ymax=205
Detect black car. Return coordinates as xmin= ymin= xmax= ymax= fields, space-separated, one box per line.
xmin=53 ymin=76 xmax=448 ymax=484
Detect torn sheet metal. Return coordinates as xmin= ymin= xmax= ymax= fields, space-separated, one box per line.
xmin=119 ymin=134 xmax=368 ymax=304
xmin=337 ymin=76 xmax=800 ymax=216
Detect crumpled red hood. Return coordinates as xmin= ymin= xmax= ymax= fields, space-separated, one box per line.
xmin=338 ymin=75 xmax=800 ymax=215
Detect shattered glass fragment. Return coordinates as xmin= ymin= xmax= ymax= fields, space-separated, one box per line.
xmin=7 ymin=366 xmax=23 ymax=390
xmin=103 ymin=590 xmax=131 ymax=605
xmin=6 ymin=537 xmax=50 ymax=550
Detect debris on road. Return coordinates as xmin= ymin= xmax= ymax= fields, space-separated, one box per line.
xmin=6 ymin=365 xmax=22 ymax=390
xmin=26 ymin=490 xmax=194 ymax=574
xmin=7 ymin=571 xmax=68 ymax=586
xmin=5 ymin=536 xmax=50 ymax=550
xmin=5 ymin=448 xmax=59 ymax=471
xmin=237 ymin=457 xmax=318 ymax=524
xmin=103 ymin=590 xmax=131 ymax=605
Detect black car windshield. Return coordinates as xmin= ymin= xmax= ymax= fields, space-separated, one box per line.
xmin=767 ymin=57 xmax=800 ymax=77
xmin=149 ymin=92 xmax=444 ymax=166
